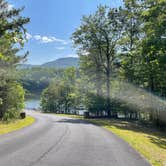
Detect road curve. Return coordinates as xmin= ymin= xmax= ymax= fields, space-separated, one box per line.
xmin=0 ymin=111 xmax=150 ymax=166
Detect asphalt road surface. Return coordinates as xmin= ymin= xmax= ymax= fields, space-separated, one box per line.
xmin=0 ymin=111 xmax=150 ymax=166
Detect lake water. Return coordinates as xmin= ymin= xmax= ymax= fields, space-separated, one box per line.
xmin=25 ymin=99 xmax=40 ymax=110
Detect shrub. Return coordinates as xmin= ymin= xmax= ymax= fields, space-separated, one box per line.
xmin=1 ymin=82 xmax=25 ymax=121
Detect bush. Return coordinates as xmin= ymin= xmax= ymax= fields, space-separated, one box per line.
xmin=1 ymin=82 xmax=25 ymax=121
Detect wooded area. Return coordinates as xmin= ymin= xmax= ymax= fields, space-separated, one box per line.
xmin=40 ymin=0 xmax=166 ymax=127
xmin=0 ymin=0 xmax=166 ymax=127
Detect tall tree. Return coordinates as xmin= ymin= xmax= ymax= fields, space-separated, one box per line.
xmin=72 ymin=6 xmax=124 ymax=116
xmin=0 ymin=0 xmax=29 ymax=119
xmin=120 ymin=0 xmax=143 ymax=83
xmin=140 ymin=0 xmax=166 ymax=95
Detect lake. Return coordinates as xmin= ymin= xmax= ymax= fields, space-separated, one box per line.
xmin=25 ymin=99 xmax=40 ymax=110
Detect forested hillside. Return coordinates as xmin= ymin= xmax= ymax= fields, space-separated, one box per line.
xmin=19 ymin=67 xmax=78 ymax=95
xmin=41 ymin=57 xmax=79 ymax=68
xmin=19 ymin=57 xmax=79 ymax=69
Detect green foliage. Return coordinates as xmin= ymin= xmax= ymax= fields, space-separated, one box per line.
xmin=18 ymin=67 xmax=81 ymax=97
xmin=120 ymin=0 xmax=166 ymax=96
xmin=71 ymin=0 xmax=166 ymax=124
xmin=2 ymin=82 xmax=25 ymax=121
xmin=139 ymin=0 xmax=166 ymax=95
xmin=18 ymin=67 xmax=64 ymax=94
xmin=41 ymin=85 xmax=60 ymax=113
xmin=40 ymin=68 xmax=79 ymax=113
xmin=85 ymin=92 xmax=106 ymax=116
xmin=72 ymin=6 xmax=124 ymax=116
xmin=0 ymin=0 xmax=29 ymax=120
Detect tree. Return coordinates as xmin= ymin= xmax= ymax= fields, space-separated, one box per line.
xmin=72 ymin=6 xmax=124 ymax=116
xmin=140 ymin=0 xmax=166 ymax=95
xmin=120 ymin=0 xmax=143 ymax=83
xmin=120 ymin=0 xmax=166 ymax=97
xmin=0 ymin=0 xmax=29 ymax=120
xmin=79 ymin=50 xmax=104 ymax=97
xmin=40 ymin=68 xmax=79 ymax=114
xmin=85 ymin=92 xmax=106 ymax=116
xmin=41 ymin=80 xmax=77 ymax=114
xmin=2 ymin=82 xmax=25 ymax=121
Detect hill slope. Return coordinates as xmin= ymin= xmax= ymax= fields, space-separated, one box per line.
xmin=19 ymin=57 xmax=79 ymax=69
xmin=42 ymin=57 xmax=79 ymax=68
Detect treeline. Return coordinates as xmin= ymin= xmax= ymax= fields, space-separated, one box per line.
xmin=0 ymin=0 xmax=29 ymax=120
xmin=40 ymin=0 xmax=166 ymax=127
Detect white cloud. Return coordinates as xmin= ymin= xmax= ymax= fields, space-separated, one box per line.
xmin=26 ymin=33 xmax=32 ymax=40
xmin=28 ymin=34 xmax=68 ymax=44
xmin=56 ymin=47 xmax=65 ymax=50
xmin=34 ymin=35 xmax=41 ymax=40
xmin=41 ymin=36 xmax=54 ymax=43
xmin=7 ymin=4 xmax=14 ymax=10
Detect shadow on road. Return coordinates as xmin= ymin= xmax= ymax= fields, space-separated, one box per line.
xmin=54 ymin=117 xmax=166 ymax=150
xmin=55 ymin=118 xmax=91 ymax=125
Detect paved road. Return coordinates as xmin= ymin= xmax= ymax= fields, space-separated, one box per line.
xmin=0 ymin=111 xmax=150 ymax=166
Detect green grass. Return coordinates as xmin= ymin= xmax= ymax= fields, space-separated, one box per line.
xmin=0 ymin=116 xmax=35 ymax=135
xmin=56 ymin=114 xmax=166 ymax=166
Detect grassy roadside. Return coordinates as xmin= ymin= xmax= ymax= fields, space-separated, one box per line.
xmin=55 ymin=114 xmax=166 ymax=166
xmin=0 ymin=116 xmax=35 ymax=135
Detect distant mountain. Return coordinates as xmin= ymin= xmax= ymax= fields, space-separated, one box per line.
xmin=41 ymin=57 xmax=79 ymax=68
xmin=18 ymin=64 xmax=39 ymax=69
xmin=19 ymin=57 xmax=79 ymax=69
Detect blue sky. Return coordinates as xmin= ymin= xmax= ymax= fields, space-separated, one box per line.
xmin=8 ymin=0 xmax=122 ymax=65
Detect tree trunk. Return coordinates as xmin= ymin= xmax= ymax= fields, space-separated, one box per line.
xmin=106 ymin=69 xmax=111 ymax=117
xmin=96 ymin=64 xmax=102 ymax=96
xmin=0 ymin=86 xmax=7 ymax=119
xmin=150 ymin=74 xmax=154 ymax=92
xmin=96 ymin=66 xmax=103 ymax=117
